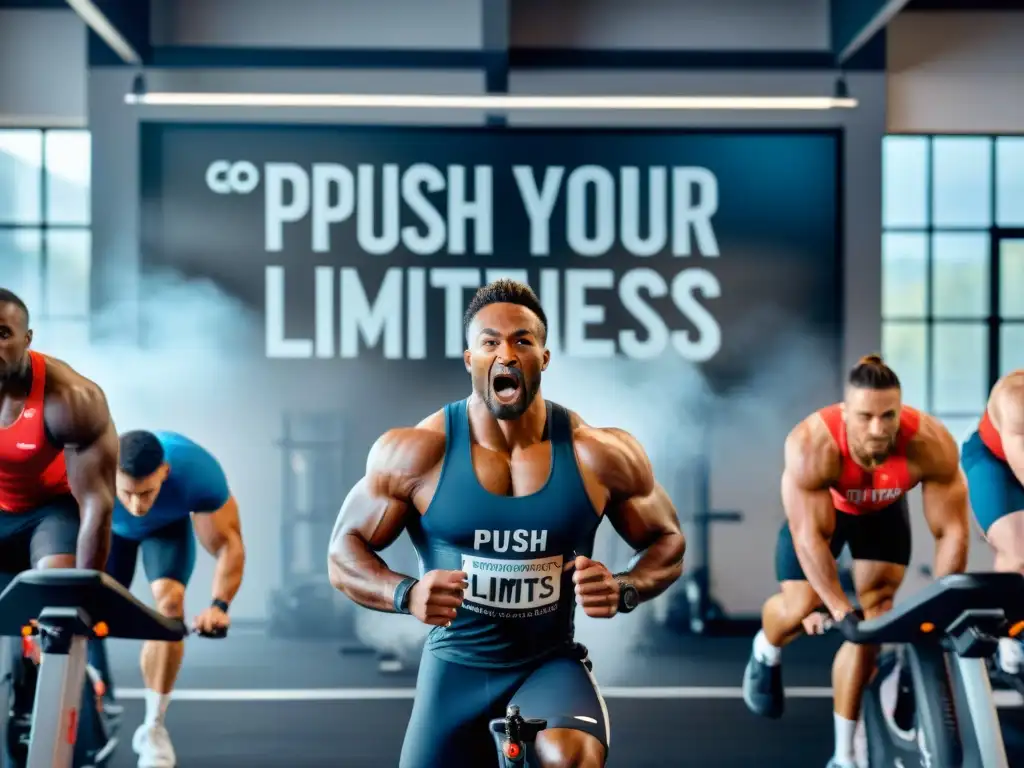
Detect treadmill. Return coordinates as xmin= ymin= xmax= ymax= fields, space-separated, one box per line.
xmin=0 ymin=569 xmax=187 ymax=768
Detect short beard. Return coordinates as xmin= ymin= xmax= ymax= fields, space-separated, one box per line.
xmin=484 ymin=378 xmax=540 ymax=420
xmin=853 ymin=441 xmax=894 ymax=469
xmin=0 ymin=354 xmax=29 ymax=384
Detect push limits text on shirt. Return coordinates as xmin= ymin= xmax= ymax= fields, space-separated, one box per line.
xmin=140 ymin=125 xmax=841 ymax=392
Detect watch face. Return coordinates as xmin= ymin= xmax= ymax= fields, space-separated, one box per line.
xmin=623 ymin=585 xmax=639 ymax=609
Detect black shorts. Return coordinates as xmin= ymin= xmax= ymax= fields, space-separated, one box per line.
xmin=775 ymin=497 xmax=912 ymax=582
xmin=106 ymin=517 xmax=196 ymax=591
xmin=0 ymin=495 xmax=79 ymax=573
xmin=399 ymin=646 xmax=609 ymax=768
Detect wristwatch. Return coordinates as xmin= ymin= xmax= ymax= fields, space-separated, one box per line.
xmin=616 ymin=577 xmax=639 ymax=614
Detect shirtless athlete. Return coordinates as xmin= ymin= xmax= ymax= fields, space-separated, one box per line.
xmin=742 ymin=354 xmax=970 ymax=768
xmin=328 ymin=279 xmax=685 ymax=768
xmin=961 ymin=370 xmax=1024 ymax=678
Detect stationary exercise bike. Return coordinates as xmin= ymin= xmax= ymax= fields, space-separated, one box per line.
xmin=838 ymin=572 xmax=1024 ymax=768
xmin=489 ymin=706 xmax=547 ymax=768
xmin=0 ymin=569 xmax=188 ymax=768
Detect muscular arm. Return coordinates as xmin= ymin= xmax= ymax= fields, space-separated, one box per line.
xmin=916 ymin=417 xmax=970 ymax=577
xmin=593 ymin=429 xmax=686 ymax=602
xmin=782 ymin=422 xmax=852 ymax=621
xmin=193 ymin=496 xmax=245 ymax=604
xmin=327 ymin=428 xmax=441 ymax=612
xmin=46 ymin=380 xmax=118 ymax=570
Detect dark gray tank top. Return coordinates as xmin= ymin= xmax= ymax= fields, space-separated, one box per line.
xmin=407 ymin=398 xmax=601 ymax=668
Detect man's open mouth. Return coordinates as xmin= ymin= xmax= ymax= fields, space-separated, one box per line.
xmin=491 ymin=373 xmax=522 ymax=404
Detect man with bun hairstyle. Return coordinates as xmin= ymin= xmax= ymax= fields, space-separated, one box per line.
xmin=742 ymin=354 xmax=970 ymax=768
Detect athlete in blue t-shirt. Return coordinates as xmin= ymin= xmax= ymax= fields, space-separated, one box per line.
xmin=97 ymin=430 xmax=245 ymax=767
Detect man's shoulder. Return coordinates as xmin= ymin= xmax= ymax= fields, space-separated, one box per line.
xmin=572 ymin=423 xmax=640 ymax=453
xmin=159 ymin=431 xmax=209 ymax=459
xmin=570 ymin=422 xmax=653 ymax=496
xmin=41 ymin=354 xmax=102 ymax=402
xmin=783 ymin=415 xmax=840 ymax=486
xmin=906 ymin=413 xmax=959 ymax=477
xmin=992 ymin=371 xmax=1024 ymax=413
xmin=162 ymin=433 xmax=224 ymax=480
xmin=40 ymin=355 xmax=110 ymax=440
xmin=371 ymin=413 xmax=447 ymax=477
xmin=788 ymin=412 xmax=838 ymax=455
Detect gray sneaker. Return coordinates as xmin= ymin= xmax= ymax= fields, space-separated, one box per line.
xmin=742 ymin=648 xmax=784 ymax=719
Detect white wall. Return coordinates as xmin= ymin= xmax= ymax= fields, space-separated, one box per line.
xmin=0 ymin=9 xmax=86 ymax=125
xmin=511 ymin=0 xmax=831 ymax=51
xmin=888 ymin=12 xmax=1024 ymax=133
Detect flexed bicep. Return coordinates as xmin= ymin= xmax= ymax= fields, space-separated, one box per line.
xmin=327 ymin=426 xmax=444 ymax=610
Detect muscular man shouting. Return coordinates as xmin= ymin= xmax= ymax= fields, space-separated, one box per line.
xmin=742 ymin=354 xmax=969 ymax=768
xmin=328 ymin=279 xmax=685 ymax=768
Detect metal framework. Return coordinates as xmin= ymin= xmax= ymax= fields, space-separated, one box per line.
xmin=882 ymin=134 xmax=1024 ymax=423
xmin=0 ymin=127 xmax=90 ymax=322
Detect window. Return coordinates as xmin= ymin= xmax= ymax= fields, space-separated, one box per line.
xmin=0 ymin=129 xmax=91 ymax=328
xmin=882 ymin=135 xmax=1024 ymax=440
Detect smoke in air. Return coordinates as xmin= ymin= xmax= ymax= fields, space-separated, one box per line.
xmin=32 ymin=274 xmax=837 ymax=682
xmin=32 ymin=271 xmax=288 ymax=617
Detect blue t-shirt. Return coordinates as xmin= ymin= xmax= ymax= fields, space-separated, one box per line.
xmin=113 ymin=431 xmax=230 ymax=540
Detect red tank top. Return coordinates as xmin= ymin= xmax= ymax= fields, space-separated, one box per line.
xmin=978 ymin=410 xmax=1006 ymax=461
xmin=818 ymin=403 xmax=921 ymax=515
xmin=0 ymin=351 xmax=70 ymax=513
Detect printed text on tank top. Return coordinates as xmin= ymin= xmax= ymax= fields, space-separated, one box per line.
xmin=463 ymin=411 xmax=580 ymax=618
xmin=416 ymin=400 xmax=597 ymax=622
xmin=0 ymin=351 xmax=70 ymax=512
xmin=817 ymin=404 xmax=921 ymax=515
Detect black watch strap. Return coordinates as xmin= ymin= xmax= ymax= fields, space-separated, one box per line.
xmin=614 ymin=575 xmax=638 ymax=614
xmin=393 ymin=577 xmax=418 ymax=614
xmin=211 ymin=598 xmax=230 ymax=614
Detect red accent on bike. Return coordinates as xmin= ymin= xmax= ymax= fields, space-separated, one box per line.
xmin=66 ymin=709 xmax=78 ymax=744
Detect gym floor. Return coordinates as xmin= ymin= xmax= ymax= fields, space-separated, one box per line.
xmin=103 ymin=630 xmax=1024 ymax=767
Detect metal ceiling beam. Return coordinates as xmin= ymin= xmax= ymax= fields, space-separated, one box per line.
xmin=483 ymin=0 xmax=509 ymax=125
xmin=832 ymin=0 xmax=911 ymax=64
xmin=65 ymin=0 xmax=149 ymax=65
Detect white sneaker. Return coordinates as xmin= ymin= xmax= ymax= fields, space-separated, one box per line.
xmin=133 ymin=722 xmax=176 ymax=768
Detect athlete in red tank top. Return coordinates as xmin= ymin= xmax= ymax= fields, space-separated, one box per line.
xmin=0 ymin=350 xmax=70 ymax=512
xmin=816 ymin=403 xmax=921 ymax=515
xmin=0 ymin=290 xmax=119 ymax=571
xmin=744 ymin=354 xmax=970 ymax=750
xmin=963 ymin=371 xmax=1024 ymax=683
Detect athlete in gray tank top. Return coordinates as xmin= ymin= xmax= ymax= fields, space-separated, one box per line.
xmin=328 ymin=279 xmax=685 ymax=768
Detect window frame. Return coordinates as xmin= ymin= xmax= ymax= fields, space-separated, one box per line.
xmin=883 ymin=134 xmax=1024 ymax=426
xmin=0 ymin=127 xmax=91 ymax=322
